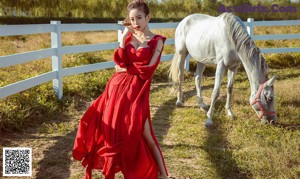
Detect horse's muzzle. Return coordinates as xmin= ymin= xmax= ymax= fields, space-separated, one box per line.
xmin=261 ymin=114 xmax=277 ymax=125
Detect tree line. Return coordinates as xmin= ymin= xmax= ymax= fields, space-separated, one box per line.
xmin=0 ymin=0 xmax=299 ymax=24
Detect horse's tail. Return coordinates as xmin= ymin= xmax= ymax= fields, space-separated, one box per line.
xmin=169 ymin=17 xmax=188 ymax=87
xmin=169 ymin=52 xmax=181 ymax=84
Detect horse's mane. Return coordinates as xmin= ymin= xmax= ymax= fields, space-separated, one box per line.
xmin=222 ymin=13 xmax=269 ymax=77
xmin=222 ymin=13 xmax=256 ymax=57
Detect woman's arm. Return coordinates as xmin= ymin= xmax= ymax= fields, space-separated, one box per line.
xmin=147 ymin=39 xmax=164 ymax=67
xmin=113 ymin=27 xmax=134 ymax=69
xmin=126 ymin=37 xmax=165 ymax=80
xmin=116 ymin=37 xmax=164 ymax=74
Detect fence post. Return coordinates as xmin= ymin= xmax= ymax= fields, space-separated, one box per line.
xmin=51 ymin=21 xmax=63 ymax=100
xmin=117 ymin=21 xmax=124 ymax=43
xmin=247 ymin=18 xmax=254 ymax=38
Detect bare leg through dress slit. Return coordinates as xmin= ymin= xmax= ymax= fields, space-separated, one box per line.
xmin=143 ymin=118 xmax=168 ymax=178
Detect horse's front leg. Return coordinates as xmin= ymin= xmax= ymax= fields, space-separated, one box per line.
xmin=225 ymin=66 xmax=239 ymax=119
xmin=205 ymin=62 xmax=226 ymax=127
xmin=195 ymin=62 xmax=207 ymax=111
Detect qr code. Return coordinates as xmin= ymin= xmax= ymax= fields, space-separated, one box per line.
xmin=3 ymin=147 xmax=32 ymax=176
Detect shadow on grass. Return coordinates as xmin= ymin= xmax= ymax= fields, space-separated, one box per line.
xmin=35 ymin=130 xmax=76 ymax=179
xmin=0 ymin=72 xmax=107 ymax=178
xmin=276 ymin=69 xmax=300 ymax=81
xmin=150 ymin=83 xmax=203 ymax=143
xmin=204 ymin=126 xmax=253 ymax=179
xmin=275 ymin=98 xmax=300 ymax=131
xmin=275 ymin=123 xmax=300 ymax=131
xmin=0 ymin=130 xmax=76 ymax=179
xmin=203 ymin=101 xmax=253 ymax=179
xmin=150 ymin=82 xmax=253 ymax=178
xmin=150 ymin=83 xmax=178 ymax=143
xmin=0 ymin=93 xmax=72 ymax=178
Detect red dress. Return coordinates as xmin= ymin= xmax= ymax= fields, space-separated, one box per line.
xmin=72 ymin=33 xmax=167 ymax=179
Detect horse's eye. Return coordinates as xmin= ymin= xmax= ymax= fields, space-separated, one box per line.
xmin=267 ymin=97 xmax=273 ymax=102
xmin=263 ymin=93 xmax=272 ymax=102
xmin=264 ymin=90 xmax=269 ymax=97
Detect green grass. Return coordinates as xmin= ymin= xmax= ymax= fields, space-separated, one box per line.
xmin=0 ymin=26 xmax=300 ymax=178
xmin=150 ymin=68 xmax=300 ymax=178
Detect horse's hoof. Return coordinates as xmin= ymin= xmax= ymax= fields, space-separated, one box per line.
xmin=176 ymin=101 xmax=183 ymax=106
xmin=228 ymin=114 xmax=236 ymax=120
xmin=205 ymin=122 xmax=213 ymax=128
xmin=204 ymin=119 xmax=213 ymax=128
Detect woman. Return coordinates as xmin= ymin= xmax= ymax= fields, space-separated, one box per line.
xmin=72 ymin=0 xmax=168 ymax=178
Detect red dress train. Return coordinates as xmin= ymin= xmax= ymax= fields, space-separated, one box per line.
xmin=72 ymin=33 xmax=167 ymax=179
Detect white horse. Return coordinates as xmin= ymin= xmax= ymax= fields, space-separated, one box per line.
xmin=169 ymin=13 xmax=277 ymax=127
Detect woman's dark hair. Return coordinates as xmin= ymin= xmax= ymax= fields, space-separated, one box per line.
xmin=123 ymin=0 xmax=150 ymax=26
xmin=127 ymin=0 xmax=149 ymax=16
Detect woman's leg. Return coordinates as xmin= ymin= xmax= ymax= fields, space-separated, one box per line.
xmin=143 ymin=119 xmax=168 ymax=179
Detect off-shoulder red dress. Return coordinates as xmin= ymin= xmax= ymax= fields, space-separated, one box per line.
xmin=72 ymin=33 xmax=167 ymax=179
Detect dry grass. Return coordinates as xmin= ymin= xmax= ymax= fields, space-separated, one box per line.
xmin=255 ymin=25 xmax=300 ymax=35
xmin=150 ymin=67 xmax=300 ymax=178
xmin=0 ymin=25 xmax=300 ymax=178
xmin=2 ymin=67 xmax=299 ymax=179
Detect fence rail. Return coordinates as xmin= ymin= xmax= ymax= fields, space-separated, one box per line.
xmin=0 ymin=18 xmax=299 ymax=99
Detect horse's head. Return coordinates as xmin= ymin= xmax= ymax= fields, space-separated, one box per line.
xmin=250 ymin=75 xmax=277 ymax=124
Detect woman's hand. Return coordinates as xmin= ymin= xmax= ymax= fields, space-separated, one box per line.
xmin=115 ymin=65 xmax=127 ymax=73
xmin=119 ymin=24 xmax=140 ymax=48
xmin=121 ymin=26 xmax=134 ymax=40
xmin=121 ymin=25 xmax=140 ymax=38
xmin=119 ymin=26 xmax=134 ymax=48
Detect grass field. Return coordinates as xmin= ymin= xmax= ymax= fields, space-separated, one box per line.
xmin=0 ymin=25 xmax=300 ymax=178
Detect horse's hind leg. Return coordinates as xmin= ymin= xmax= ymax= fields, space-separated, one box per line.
xmin=226 ymin=65 xmax=239 ymax=119
xmin=195 ymin=62 xmax=208 ymax=111
xmin=205 ymin=62 xmax=226 ymax=127
xmin=175 ymin=49 xmax=188 ymax=106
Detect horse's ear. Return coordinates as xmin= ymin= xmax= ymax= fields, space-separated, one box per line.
xmin=266 ymin=75 xmax=277 ymax=86
xmin=260 ymin=55 xmax=269 ymax=76
xmin=256 ymin=47 xmax=261 ymax=53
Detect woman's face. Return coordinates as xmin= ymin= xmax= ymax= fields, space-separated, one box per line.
xmin=129 ymin=8 xmax=149 ymax=31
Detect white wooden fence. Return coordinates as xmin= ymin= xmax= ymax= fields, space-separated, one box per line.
xmin=0 ymin=18 xmax=299 ymax=99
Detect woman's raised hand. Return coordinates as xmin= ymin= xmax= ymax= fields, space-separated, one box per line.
xmin=121 ymin=25 xmax=140 ymax=40
xmin=121 ymin=26 xmax=133 ymax=39
xmin=119 ymin=26 xmax=134 ymax=48
xmin=115 ymin=64 xmax=127 ymax=73
xmin=122 ymin=27 xmax=131 ymax=37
